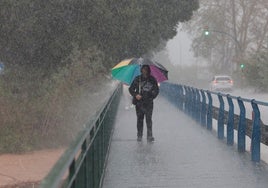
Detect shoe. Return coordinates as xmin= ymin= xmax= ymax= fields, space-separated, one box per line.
xmin=137 ymin=137 xmax=142 ymax=142
xmin=147 ymin=137 xmax=155 ymax=142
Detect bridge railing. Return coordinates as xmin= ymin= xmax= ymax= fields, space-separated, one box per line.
xmin=160 ymin=82 xmax=268 ymax=162
xmin=40 ymin=83 xmax=122 ymax=188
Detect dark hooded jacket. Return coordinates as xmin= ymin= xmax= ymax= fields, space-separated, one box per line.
xmin=129 ymin=73 xmax=159 ymax=105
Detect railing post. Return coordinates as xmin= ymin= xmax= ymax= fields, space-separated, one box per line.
xmin=187 ymin=87 xmax=192 ymax=116
xmin=183 ymin=86 xmax=188 ymax=114
xmin=170 ymin=84 xmax=177 ymax=107
xmin=175 ymin=84 xmax=181 ymax=108
xmin=81 ymin=141 xmax=88 ymax=188
xmin=189 ymin=87 xmax=194 ymax=118
xmin=226 ymin=95 xmax=234 ymax=146
xmin=93 ymin=128 xmax=99 ymax=188
xmin=195 ymin=89 xmax=201 ymax=123
xmin=187 ymin=86 xmax=191 ymax=115
xmin=251 ymin=100 xmax=261 ymax=162
xmin=177 ymin=85 xmax=181 ymax=110
xmin=192 ymin=88 xmax=196 ymax=119
xmin=237 ymin=97 xmax=246 ymax=152
xmin=189 ymin=87 xmax=193 ymax=116
xmin=184 ymin=86 xmax=188 ymax=114
xmin=206 ymin=91 xmax=213 ymax=130
xmin=88 ymin=147 xmax=94 ymax=187
xmin=181 ymin=85 xmax=185 ymax=110
xmin=183 ymin=86 xmax=189 ymax=114
xmin=217 ymin=93 xmax=224 ymax=139
xmin=69 ymin=160 xmax=76 ymax=188
xmin=193 ymin=88 xmax=197 ymax=119
xmin=192 ymin=88 xmax=197 ymax=121
xmin=200 ymin=90 xmax=207 ymax=127
xmin=181 ymin=85 xmax=185 ymax=111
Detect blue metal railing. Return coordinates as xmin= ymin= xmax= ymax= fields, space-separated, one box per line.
xmin=160 ymin=82 xmax=268 ymax=162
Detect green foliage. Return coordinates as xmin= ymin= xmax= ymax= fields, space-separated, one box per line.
xmin=242 ymin=51 xmax=268 ymax=91
xmin=0 ymin=46 xmax=108 ymax=153
xmin=0 ymin=0 xmax=199 ymax=153
xmin=0 ymin=0 xmax=199 ymax=70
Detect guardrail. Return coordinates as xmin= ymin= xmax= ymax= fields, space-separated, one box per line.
xmin=160 ymin=82 xmax=268 ymax=162
xmin=40 ymin=83 xmax=122 ymax=188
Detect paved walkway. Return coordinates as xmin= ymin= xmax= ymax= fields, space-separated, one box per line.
xmin=102 ymin=96 xmax=268 ymax=188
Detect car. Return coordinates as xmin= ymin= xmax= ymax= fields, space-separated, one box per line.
xmin=210 ymin=75 xmax=234 ymax=92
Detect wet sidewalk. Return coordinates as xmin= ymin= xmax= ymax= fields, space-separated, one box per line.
xmin=102 ymin=96 xmax=268 ymax=188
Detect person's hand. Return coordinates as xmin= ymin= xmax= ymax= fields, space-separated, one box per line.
xmin=136 ymin=94 xmax=142 ymax=100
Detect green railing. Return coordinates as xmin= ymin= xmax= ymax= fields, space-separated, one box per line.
xmin=40 ymin=83 xmax=122 ymax=188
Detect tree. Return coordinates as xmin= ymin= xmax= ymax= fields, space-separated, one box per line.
xmin=242 ymin=50 xmax=268 ymax=91
xmin=0 ymin=0 xmax=200 ymax=152
xmin=0 ymin=0 xmax=199 ymax=72
xmin=183 ymin=0 xmax=268 ymax=74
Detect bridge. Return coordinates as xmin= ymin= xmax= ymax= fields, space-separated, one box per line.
xmin=40 ymin=82 xmax=268 ymax=188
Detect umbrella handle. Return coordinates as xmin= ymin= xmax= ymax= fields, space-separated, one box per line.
xmin=139 ymin=63 xmax=141 ymax=94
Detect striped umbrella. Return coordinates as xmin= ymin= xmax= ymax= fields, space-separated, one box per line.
xmin=111 ymin=58 xmax=168 ymax=85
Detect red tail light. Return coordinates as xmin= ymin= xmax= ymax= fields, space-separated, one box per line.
xmin=213 ymin=80 xmax=218 ymax=84
xmin=229 ymin=80 xmax=233 ymax=84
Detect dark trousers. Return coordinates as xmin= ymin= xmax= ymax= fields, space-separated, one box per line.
xmin=135 ymin=102 xmax=153 ymax=138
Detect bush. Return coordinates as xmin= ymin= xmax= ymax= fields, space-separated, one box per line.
xmin=0 ymin=46 xmax=110 ymax=153
xmin=241 ymin=51 xmax=268 ymax=92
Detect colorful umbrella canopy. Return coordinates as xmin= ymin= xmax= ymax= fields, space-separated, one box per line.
xmin=111 ymin=58 xmax=168 ymax=85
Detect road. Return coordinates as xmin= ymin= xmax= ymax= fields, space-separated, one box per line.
xmin=210 ymin=89 xmax=268 ymax=124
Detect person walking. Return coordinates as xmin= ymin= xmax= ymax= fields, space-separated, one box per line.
xmin=129 ymin=65 xmax=159 ymax=142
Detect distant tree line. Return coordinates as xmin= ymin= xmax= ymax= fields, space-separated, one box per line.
xmin=184 ymin=0 xmax=268 ymax=90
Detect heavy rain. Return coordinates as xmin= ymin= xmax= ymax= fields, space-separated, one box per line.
xmin=0 ymin=0 xmax=268 ymax=187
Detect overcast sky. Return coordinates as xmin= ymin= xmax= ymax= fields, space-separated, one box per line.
xmin=166 ymin=31 xmax=196 ymax=66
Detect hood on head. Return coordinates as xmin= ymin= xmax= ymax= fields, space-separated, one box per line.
xmin=141 ymin=64 xmax=151 ymax=74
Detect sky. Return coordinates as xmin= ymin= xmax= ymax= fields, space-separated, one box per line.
xmin=166 ymin=30 xmax=196 ymax=66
